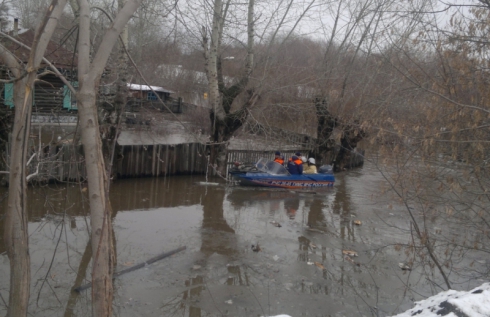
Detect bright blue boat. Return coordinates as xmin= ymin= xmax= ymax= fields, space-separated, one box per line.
xmin=229 ymin=158 xmax=335 ymax=189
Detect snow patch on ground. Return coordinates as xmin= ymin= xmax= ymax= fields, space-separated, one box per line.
xmin=391 ymin=283 xmax=490 ymax=317
xmin=263 ymin=283 xmax=490 ymax=317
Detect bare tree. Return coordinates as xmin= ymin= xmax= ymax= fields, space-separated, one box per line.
xmin=200 ymin=0 xmax=256 ymax=175
xmin=0 ymin=0 xmax=142 ymax=315
xmin=75 ymin=0 xmax=142 ymax=315
xmin=311 ymin=0 xmax=405 ymax=169
xmin=1 ymin=1 xmax=68 ymax=315
xmin=363 ymin=0 xmax=490 ymax=291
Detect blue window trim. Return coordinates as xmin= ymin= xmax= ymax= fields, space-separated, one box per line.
xmin=4 ymin=83 xmax=14 ymax=108
xmin=63 ymin=82 xmax=78 ymax=110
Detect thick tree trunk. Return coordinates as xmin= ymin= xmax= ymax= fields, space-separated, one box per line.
xmin=2 ymin=2 xmax=67 ymax=315
xmin=313 ymin=97 xmax=337 ymax=165
xmin=209 ymin=119 xmax=233 ymax=176
xmin=313 ymin=98 xmax=366 ymax=170
xmin=4 ymin=78 xmax=31 ymax=317
xmin=203 ymin=0 xmax=255 ymax=174
xmin=76 ymin=1 xmax=142 ymax=315
xmin=333 ymin=122 xmax=366 ymax=172
xmin=210 ymin=104 xmax=251 ymax=175
xmin=77 ymin=86 xmax=115 ymax=316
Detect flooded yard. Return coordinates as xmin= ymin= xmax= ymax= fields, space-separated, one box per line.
xmin=0 ymin=162 xmax=486 ymax=316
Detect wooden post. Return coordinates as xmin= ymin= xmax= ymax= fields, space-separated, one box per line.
xmin=165 ymin=145 xmax=169 ymax=176
xmin=156 ymin=145 xmax=161 ymax=176
xmin=152 ymin=144 xmax=156 ymax=176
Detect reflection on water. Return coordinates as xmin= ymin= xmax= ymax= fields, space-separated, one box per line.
xmin=201 ymin=187 xmax=236 ymax=257
xmin=182 ymin=276 xmax=204 ymax=317
xmin=1 ymin=164 xmax=485 ymax=316
xmin=64 ymin=239 xmax=91 ymax=317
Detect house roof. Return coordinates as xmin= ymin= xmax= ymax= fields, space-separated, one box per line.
xmin=0 ymin=29 xmax=77 ymax=68
xmin=127 ymin=83 xmax=173 ymax=94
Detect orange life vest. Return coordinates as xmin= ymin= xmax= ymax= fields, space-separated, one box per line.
xmin=274 ymin=158 xmax=284 ymax=165
xmin=293 ymin=159 xmax=303 ymax=165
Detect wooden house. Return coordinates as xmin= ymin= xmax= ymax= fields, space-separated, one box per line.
xmin=0 ymin=26 xmax=78 ymax=117
xmin=126 ymin=83 xmax=182 ymax=113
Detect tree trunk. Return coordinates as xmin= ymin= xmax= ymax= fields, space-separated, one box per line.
xmin=313 ymin=97 xmax=337 ymax=165
xmin=209 ymin=116 xmax=237 ymax=176
xmin=203 ymin=0 xmax=255 ymax=174
xmin=2 ymin=2 xmax=67 ymax=315
xmin=77 ymin=86 xmax=115 ymax=316
xmin=333 ymin=122 xmax=366 ymax=172
xmin=313 ymin=98 xmax=366 ymax=170
xmin=4 ymin=77 xmax=31 ymax=317
xmin=76 ymin=0 xmax=142 ymax=314
xmin=209 ymin=98 xmax=254 ymax=175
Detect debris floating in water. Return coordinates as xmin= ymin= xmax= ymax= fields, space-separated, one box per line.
xmin=198 ymin=181 xmax=219 ymax=186
xmin=398 ymin=262 xmax=411 ymax=270
xmin=314 ymin=262 xmax=326 ymax=270
xmin=345 ymin=256 xmax=360 ymax=266
xmin=74 ymin=246 xmax=186 ymax=292
xmin=342 ymin=250 xmax=358 ymax=257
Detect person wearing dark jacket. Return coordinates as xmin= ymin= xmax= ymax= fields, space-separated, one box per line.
xmin=287 ymin=155 xmax=303 ymax=175
xmin=295 ymin=152 xmax=307 ymax=164
xmin=274 ymin=151 xmax=285 ymax=165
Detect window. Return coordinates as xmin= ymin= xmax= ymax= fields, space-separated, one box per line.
xmin=4 ymin=83 xmax=14 ymax=108
xmin=63 ymin=82 xmax=78 ymax=110
xmin=3 ymin=83 xmax=35 ymax=108
xmin=147 ymin=91 xmax=158 ymax=101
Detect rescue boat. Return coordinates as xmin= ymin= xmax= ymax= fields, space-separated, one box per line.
xmin=229 ymin=158 xmax=335 ymax=189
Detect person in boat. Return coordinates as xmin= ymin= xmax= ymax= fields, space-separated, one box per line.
xmin=287 ymin=155 xmax=303 ymax=175
xmin=303 ymin=157 xmax=317 ymax=174
xmin=288 ymin=152 xmax=306 ymax=163
xmin=295 ymin=152 xmax=307 ymax=164
xmin=274 ymin=151 xmax=285 ymax=165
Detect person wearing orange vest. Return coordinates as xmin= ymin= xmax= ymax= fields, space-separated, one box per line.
xmin=295 ymin=152 xmax=307 ymax=164
xmin=274 ymin=151 xmax=285 ymax=165
xmin=287 ymin=155 xmax=303 ymax=175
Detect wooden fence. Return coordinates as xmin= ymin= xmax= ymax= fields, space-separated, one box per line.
xmin=5 ymin=141 xmax=312 ymax=182
xmin=116 ymin=143 xmax=208 ymax=178
xmin=4 ymin=142 xmax=209 ymax=183
xmin=4 ymin=139 xmax=364 ymax=183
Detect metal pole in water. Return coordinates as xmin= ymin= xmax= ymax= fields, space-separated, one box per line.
xmin=198 ymin=154 xmax=219 ymax=186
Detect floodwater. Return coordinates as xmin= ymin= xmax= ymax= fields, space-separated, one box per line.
xmin=0 ymin=162 xmax=485 ymax=316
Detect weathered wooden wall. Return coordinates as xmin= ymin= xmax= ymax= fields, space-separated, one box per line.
xmin=3 ymin=139 xmax=364 ymax=184
xmin=4 ymin=142 xmax=209 ymax=183
xmin=116 ymin=143 xmax=208 ymax=178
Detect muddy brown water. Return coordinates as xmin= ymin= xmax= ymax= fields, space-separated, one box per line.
xmin=0 ymin=162 xmax=485 ymax=316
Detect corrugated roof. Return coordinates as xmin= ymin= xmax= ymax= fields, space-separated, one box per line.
xmin=127 ymin=83 xmax=173 ymax=94
xmin=117 ymin=130 xmax=207 ymax=146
